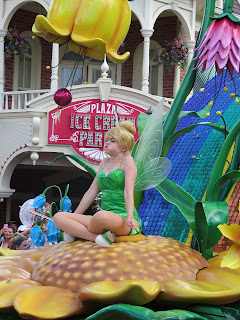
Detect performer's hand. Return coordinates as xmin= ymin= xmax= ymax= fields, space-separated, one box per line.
xmin=127 ymin=219 xmax=138 ymax=230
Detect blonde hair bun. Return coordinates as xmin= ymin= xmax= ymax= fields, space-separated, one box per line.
xmin=119 ymin=121 xmax=136 ymax=136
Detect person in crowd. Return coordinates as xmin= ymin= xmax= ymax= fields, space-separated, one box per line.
xmin=7 ymin=221 xmax=18 ymax=233
xmin=54 ymin=121 xmax=141 ymax=247
xmin=10 ymin=233 xmax=28 ymax=250
xmin=18 ymin=225 xmax=33 ymax=248
xmin=0 ymin=227 xmax=14 ymax=248
xmin=42 ymin=220 xmax=48 ymax=245
xmin=0 ymin=223 xmax=9 ymax=241
xmin=17 ymin=225 xmax=29 ymax=233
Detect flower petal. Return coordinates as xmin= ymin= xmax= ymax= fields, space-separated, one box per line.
xmin=66 ymin=39 xmax=106 ymax=62
xmin=208 ymin=19 xmax=225 ymax=50
xmin=79 ymin=280 xmax=162 ymax=305
xmin=220 ymin=19 xmax=233 ymax=49
xmin=33 ymin=0 xmax=82 ymax=37
xmin=229 ymin=49 xmax=240 ymax=72
xmin=207 ymin=251 xmax=228 ymax=267
xmin=0 ymin=279 xmax=41 ymax=310
xmin=221 ymin=244 xmax=240 ymax=269
xmin=231 ymin=40 xmax=240 ymax=61
xmin=33 ymin=0 xmax=131 ymax=63
xmin=14 ymin=286 xmax=82 ymax=319
xmin=232 ymin=25 xmax=240 ymax=50
xmin=0 ymin=266 xmax=31 ymax=281
xmin=215 ymin=63 xmax=224 ymax=76
xmin=197 ymin=42 xmax=210 ymax=60
xmin=0 ymin=257 xmax=36 ymax=273
xmin=218 ymin=223 xmax=240 ymax=245
xmin=218 ymin=45 xmax=230 ymax=60
xmin=0 ymin=248 xmax=25 ymax=256
xmin=197 ymin=266 xmax=240 ymax=289
xmin=157 ymin=278 xmax=240 ymax=305
xmin=196 ymin=20 xmax=216 ymax=52
xmin=215 ymin=53 xmax=228 ymax=69
xmin=207 ymin=41 xmax=221 ymax=61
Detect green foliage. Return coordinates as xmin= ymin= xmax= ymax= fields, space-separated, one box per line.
xmin=46 ymin=154 xmax=97 ymax=178
xmin=162 ymin=122 xmax=228 ymax=157
xmin=194 ymin=201 xmax=228 ymax=258
xmin=86 ymin=304 xmax=209 ymax=320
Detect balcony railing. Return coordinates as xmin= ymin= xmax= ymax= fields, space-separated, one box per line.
xmin=0 ymin=89 xmax=174 ymax=113
xmin=0 ymin=90 xmax=50 ymax=111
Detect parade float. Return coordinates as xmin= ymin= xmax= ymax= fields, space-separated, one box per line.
xmin=1 ymin=0 xmax=240 ymax=319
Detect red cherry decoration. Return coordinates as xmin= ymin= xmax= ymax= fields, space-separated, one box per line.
xmin=54 ymin=88 xmax=72 ymax=107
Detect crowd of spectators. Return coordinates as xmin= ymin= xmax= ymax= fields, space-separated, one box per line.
xmin=0 ymin=220 xmax=48 ymax=250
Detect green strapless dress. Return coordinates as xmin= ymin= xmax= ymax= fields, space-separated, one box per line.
xmin=97 ymin=169 xmax=142 ymax=233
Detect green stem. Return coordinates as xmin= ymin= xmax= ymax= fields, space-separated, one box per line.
xmin=40 ymin=220 xmax=47 ymax=229
xmin=162 ymin=0 xmax=216 ymax=145
xmin=61 ymin=184 xmax=70 ymax=211
xmin=223 ymin=0 xmax=233 ymax=14
xmin=206 ymin=118 xmax=240 ymax=200
xmin=34 ymin=216 xmax=39 ymax=226
xmin=42 ymin=185 xmax=63 ymax=199
xmin=49 ymin=202 xmax=58 ymax=218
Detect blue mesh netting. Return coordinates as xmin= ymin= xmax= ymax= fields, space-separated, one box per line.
xmin=139 ymin=70 xmax=240 ymax=242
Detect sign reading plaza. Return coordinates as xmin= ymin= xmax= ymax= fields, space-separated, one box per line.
xmin=48 ymin=99 xmax=145 ymax=163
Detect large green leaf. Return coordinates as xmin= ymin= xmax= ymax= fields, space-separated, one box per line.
xmin=179 ymin=104 xmax=212 ymax=120
xmin=221 ymin=306 xmax=240 ymax=320
xmin=188 ymin=305 xmax=226 ymax=318
xmin=208 ymin=170 xmax=240 ymax=202
xmin=136 ymin=112 xmax=150 ymax=138
xmin=86 ymin=304 xmax=208 ymax=320
xmin=162 ymin=122 xmax=228 ymax=157
xmin=189 ymin=302 xmax=240 ymax=320
xmin=218 ymin=134 xmax=240 ymax=201
xmin=156 ymin=178 xmax=197 ymax=233
xmin=194 ymin=201 xmax=228 ymax=258
xmin=163 ymin=0 xmax=216 ymax=144
xmin=206 ymin=117 xmax=240 ymax=200
xmin=46 ymin=154 xmax=97 ymax=178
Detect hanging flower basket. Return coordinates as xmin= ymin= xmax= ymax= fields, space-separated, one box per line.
xmin=4 ymin=26 xmax=31 ymax=59
xmin=158 ymin=37 xmax=188 ymax=73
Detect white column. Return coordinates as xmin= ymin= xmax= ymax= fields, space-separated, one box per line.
xmin=173 ymin=64 xmax=180 ymax=98
xmin=0 ymin=29 xmax=7 ymax=98
xmin=51 ymin=43 xmax=59 ymax=92
xmin=186 ymin=40 xmax=196 ymax=67
xmin=216 ymin=0 xmax=223 ymax=9
xmin=140 ymin=29 xmax=153 ymax=94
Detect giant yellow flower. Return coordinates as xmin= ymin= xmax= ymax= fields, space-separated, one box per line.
xmin=32 ymin=0 xmax=131 ymax=63
xmin=1 ymin=236 xmax=240 ymax=319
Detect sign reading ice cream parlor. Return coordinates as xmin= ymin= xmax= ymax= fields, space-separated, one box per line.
xmin=48 ymin=99 xmax=146 ymax=163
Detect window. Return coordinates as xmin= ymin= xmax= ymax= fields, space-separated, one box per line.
xmin=59 ymin=45 xmax=121 ymax=87
xmin=133 ymin=40 xmax=163 ymax=96
xmin=149 ymin=47 xmax=163 ymax=96
xmin=14 ymin=31 xmax=41 ymax=91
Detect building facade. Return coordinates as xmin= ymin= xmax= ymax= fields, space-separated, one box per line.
xmin=0 ymin=0 xmax=239 ymax=228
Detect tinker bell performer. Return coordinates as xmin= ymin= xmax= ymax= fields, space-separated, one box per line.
xmin=53 ymin=100 xmax=172 ymax=247
xmin=54 ymin=121 xmax=141 ymax=247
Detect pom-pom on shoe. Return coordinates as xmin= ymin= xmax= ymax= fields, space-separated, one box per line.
xmin=95 ymin=231 xmax=116 ymax=247
xmin=63 ymin=232 xmax=76 ymax=243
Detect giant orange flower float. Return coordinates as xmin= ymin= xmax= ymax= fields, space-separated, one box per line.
xmin=32 ymin=0 xmax=131 ymax=63
xmin=1 ymin=235 xmax=240 ymax=319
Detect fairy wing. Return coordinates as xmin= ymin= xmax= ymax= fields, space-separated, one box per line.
xmin=134 ymin=99 xmax=172 ymax=191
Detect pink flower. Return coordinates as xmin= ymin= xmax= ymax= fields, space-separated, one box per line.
xmin=194 ymin=16 xmax=240 ymax=78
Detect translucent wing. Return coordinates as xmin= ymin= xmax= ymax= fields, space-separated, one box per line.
xmin=134 ymin=99 xmax=172 ymax=191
